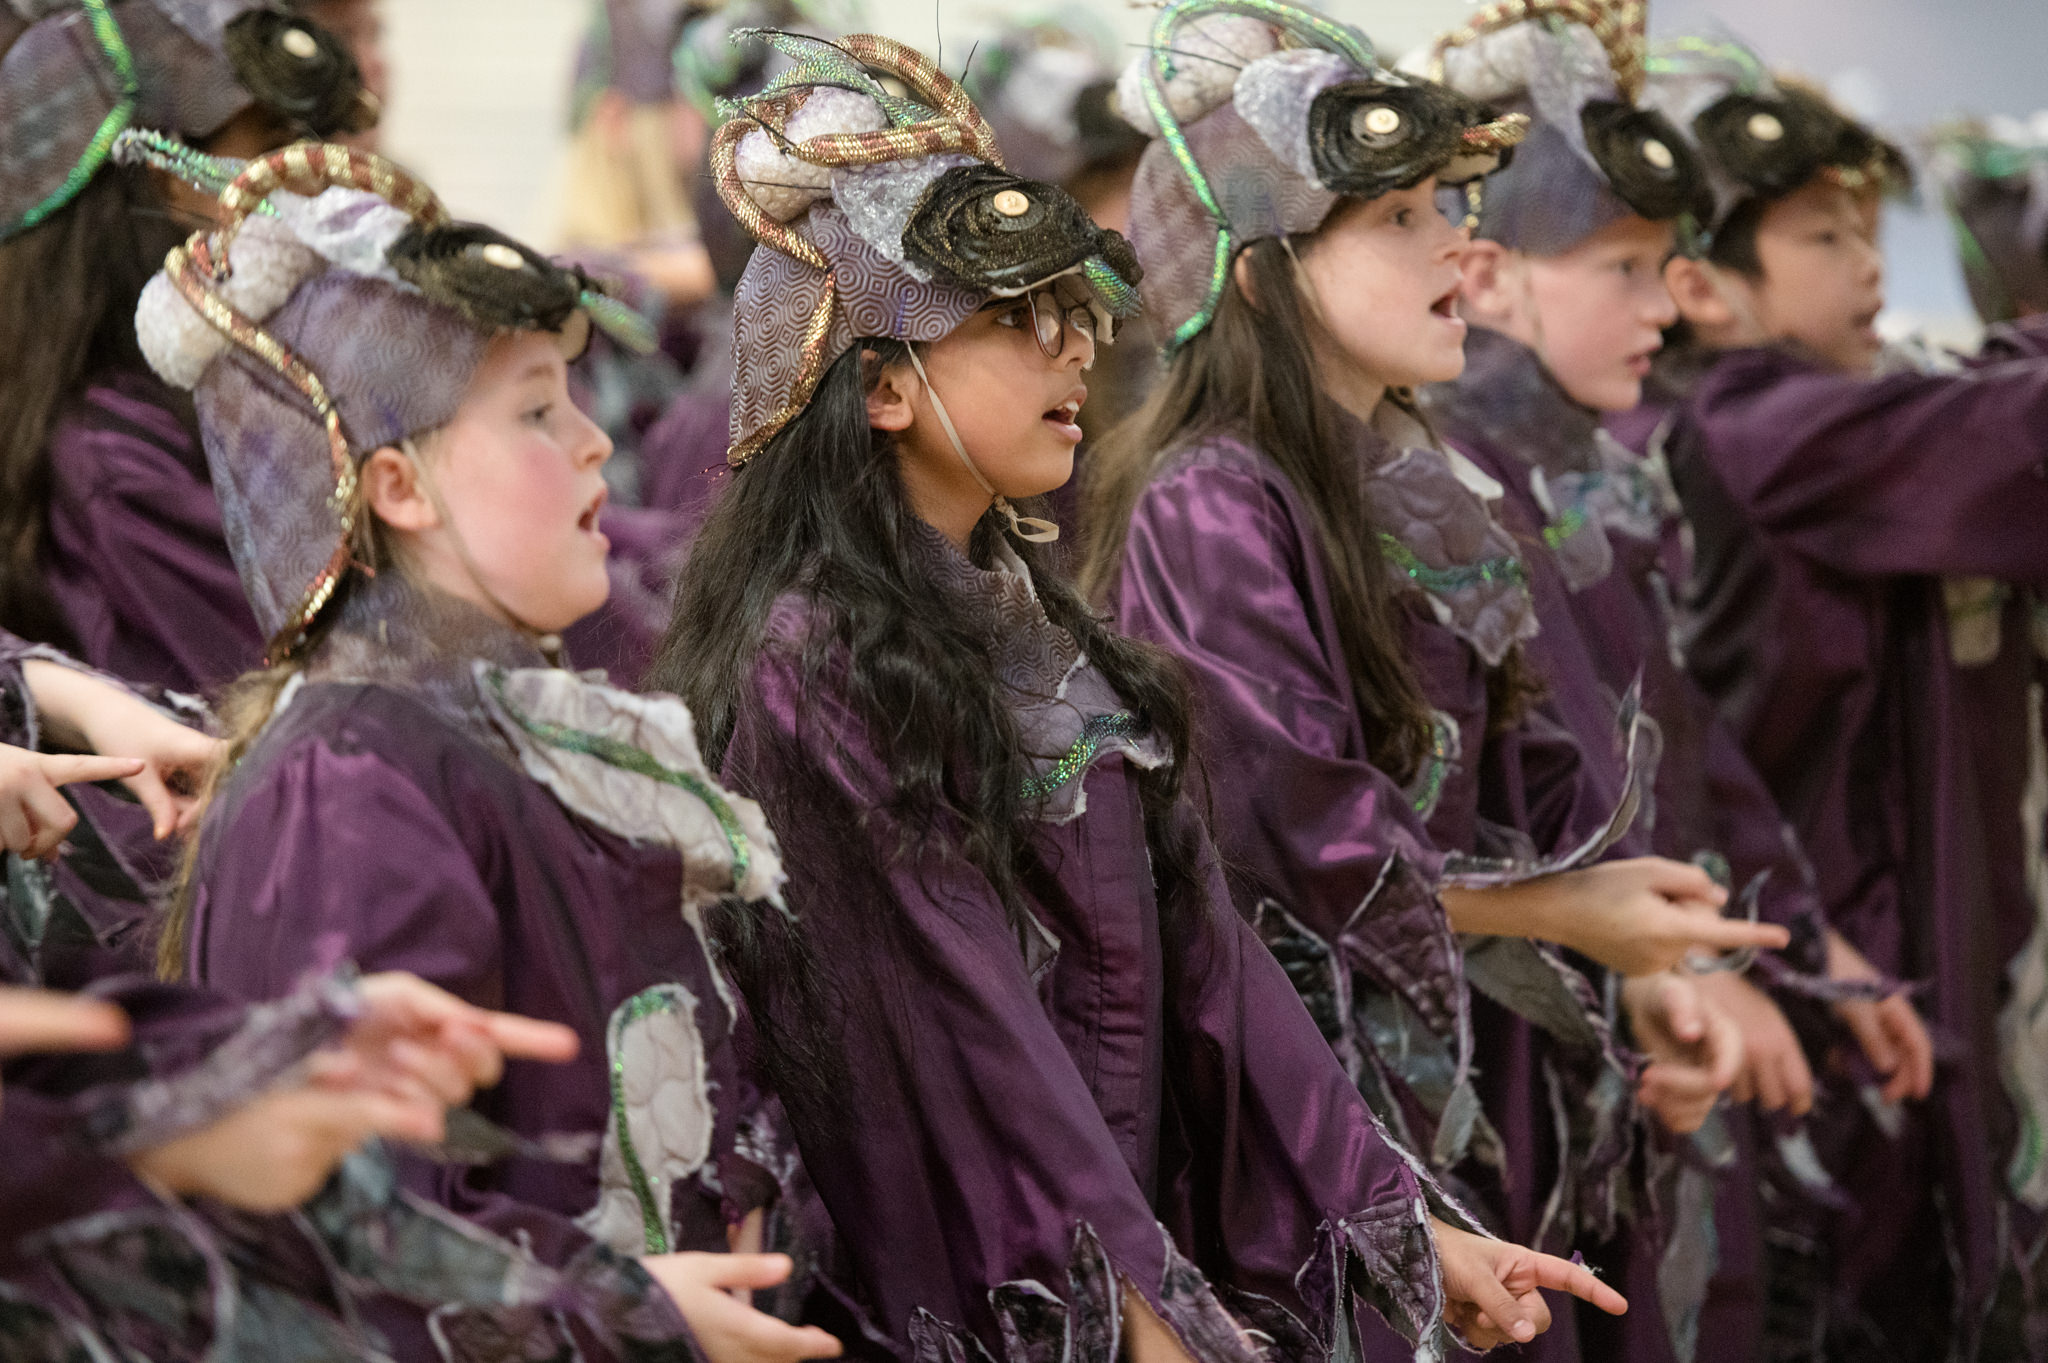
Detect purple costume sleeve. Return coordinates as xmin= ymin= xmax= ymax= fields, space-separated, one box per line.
xmin=187 ymin=735 xmax=606 ymax=1272
xmin=1109 ymin=450 xmax=1453 ymax=949
xmin=42 ymin=374 xmax=264 ymax=695
xmin=1690 ymin=346 xmax=2048 ymax=580
xmin=724 ymin=631 xmax=1454 ymax=1362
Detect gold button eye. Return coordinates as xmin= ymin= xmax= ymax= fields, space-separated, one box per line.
xmin=992 ymin=189 xmax=1032 ymax=218
xmin=1747 ymin=111 xmax=1785 ymax=143
xmin=1642 ymin=137 xmax=1675 ymax=170
xmin=280 ymin=26 xmax=320 ymax=59
xmin=479 ymin=243 xmax=526 ymax=270
xmin=1357 ymin=105 xmax=1403 ymax=138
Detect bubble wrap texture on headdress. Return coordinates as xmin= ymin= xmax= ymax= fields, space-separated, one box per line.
xmin=0 ymin=0 xmax=263 ymax=237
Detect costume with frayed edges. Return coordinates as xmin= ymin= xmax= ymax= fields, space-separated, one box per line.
xmin=132 ymin=143 xmax=796 ymax=1361
xmin=1417 ymin=6 xmax=1843 ymax=1358
xmin=1626 ymin=36 xmax=2048 ymax=1359
xmin=706 ymin=29 xmax=1487 ymax=1363
xmin=1101 ymin=3 xmax=1673 ymax=1352
xmin=0 ymin=966 xmax=709 ymax=1363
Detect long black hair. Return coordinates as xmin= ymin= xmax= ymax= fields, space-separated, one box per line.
xmin=1078 ymin=231 xmax=1442 ymax=781
xmin=0 ymin=164 xmax=192 ymax=646
xmin=652 ymin=337 xmax=1207 ymax=1125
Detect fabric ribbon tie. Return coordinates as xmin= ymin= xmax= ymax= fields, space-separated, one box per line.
xmin=903 ymin=344 xmax=1061 ymax=543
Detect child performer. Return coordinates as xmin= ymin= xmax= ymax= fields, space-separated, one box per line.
xmin=1079 ymin=2 xmax=1783 ymax=1357
xmin=136 ymin=145 xmax=838 ymax=1363
xmin=1644 ymin=40 xmax=2048 ymax=1356
xmin=655 ymin=29 xmax=1624 ymax=1363
xmin=1416 ymin=7 xmax=1935 ymax=1358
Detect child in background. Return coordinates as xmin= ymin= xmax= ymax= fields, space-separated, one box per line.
xmin=1080 ymin=2 xmax=1776 ymax=1357
xmin=1418 ymin=7 xmax=1933 ymax=1358
xmin=140 ymin=144 xmax=837 ymax=1363
xmin=658 ymin=29 xmax=1624 ymax=1363
xmin=1645 ymin=39 xmax=2048 ymax=1357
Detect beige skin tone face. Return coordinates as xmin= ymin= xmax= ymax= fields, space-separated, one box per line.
xmin=867 ymin=280 xmax=1097 ymax=549
xmin=1273 ymin=179 xmax=1472 ymax=418
xmin=363 ymin=332 xmax=616 ymax=636
xmin=1458 ymin=214 xmax=1681 ymax=412
xmin=1665 ymin=178 xmax=1887 ymax=376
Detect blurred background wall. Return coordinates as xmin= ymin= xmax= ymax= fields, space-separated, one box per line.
xmin=377 ymin=0 xmax=2048 ymax=342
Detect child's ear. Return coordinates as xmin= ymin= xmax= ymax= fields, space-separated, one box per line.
xmin=1456 ymin=239 xmax=1517 ymax=327
xmin=1663 ymin=256 xmax=1738 ymax=331
xmin=361 ymin=445 xmax=439 ymax=532
xmin=863 ymin=348 xmax=917 ymax=433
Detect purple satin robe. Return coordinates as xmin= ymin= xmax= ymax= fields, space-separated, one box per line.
xmin=1656 ymin=329 xmax=2048 ymax=1356
xmin=718 ymin=551 xmax=1461 ymax=1363
xmin=186 ymin=580 xmax=776 ymax=1359
xmin=1103 ymin=418 xmax=1651 ymax=1363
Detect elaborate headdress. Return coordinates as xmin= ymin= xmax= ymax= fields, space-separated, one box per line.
xmin=1115 ymin=0 xmax=1527 ymax=353
xmin=0 ymin=0 xmax=376 ymax=240
xmin=1642 ymin=33 xmax=1911 ymax=237
xmin=1417 ymin=0 xmax=1710 ymax=253
xmin=962 ymin=8 xmax=1144 ymax=189
xmin=712 ymin=31 xmax=1142 ymax=469
xmin=130 ymin=139 xmax=652 ymax=660
xmin=1925 ymin=115 xmax=2048 ymax=324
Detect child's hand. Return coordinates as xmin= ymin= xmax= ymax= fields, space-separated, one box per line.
xmin=1825 ymin=930 xmax=1935 ymax=1104
xmin=129 ymin=974 xmax=578 ymax=1212
xmin=1691 ymin=969 xmax=1814 ymax=1116
xmin=1431 ymin=1217 xmax=1627 ymax=1348
xmin=1623 ymin=971 xmax=1744 ymax=1133
xmin=0 ymin=743 xmax=145 ymax=859
xmin=1531 ymin=858 xmax=1789 ymax=976
xmin=0 ymin=985 xmax=133 ymax=1114
xmin=20 ymin=659 xmax=221 ymax=840
xmin=638 ymin=1253 xmax=844 ymax=1363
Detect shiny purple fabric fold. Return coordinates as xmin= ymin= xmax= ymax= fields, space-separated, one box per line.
xmin=720 ymin=590 xmax=1456 ymax=1363
xmin=1656 ymin=333 xmax=2048 ymax=1355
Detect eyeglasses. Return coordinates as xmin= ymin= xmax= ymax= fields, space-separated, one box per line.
xmin=992 ymin=288 xmax=1101 ymax=359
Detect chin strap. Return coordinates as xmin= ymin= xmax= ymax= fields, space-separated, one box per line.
xmin=400 ymin=439 xmax=566 ymax=660
xmin=904 ymin=345 xmax=1061 ymax=544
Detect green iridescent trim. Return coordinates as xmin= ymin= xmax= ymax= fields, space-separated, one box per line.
xmin=1378 ymin=532 xmax=1527 ymax=595
xmin=483 ymin=670 xmax=752 ymax=886
xmin=1644 ymin=37 xmax=1768 ymax=95
xmin=1406 ymin=712 xmax=1457 ymax=817
xmin=1541 ymin=507 xmax=1588 ymax=550
xmin=1141 ymin=0 xmax=1376 ymax=354
xmin=578 ymin=288 xmax=659 ymax=354
xmin=609 ymin=987 xmax=684 ymax=1253
xmin=1020 ymin=711 xmax=1144 ymax=801
xmin=110 ymin=130 xmax=279 ymax=214
xmin=9 ymin=0 xmax=139 ymax=239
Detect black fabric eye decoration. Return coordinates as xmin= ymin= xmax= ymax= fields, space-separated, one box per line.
xmin=1580 ymin=101 xmax=1710 ymax=222
xmin=223 ymin=12 xmax=376 ymax=136
xmin=1307 ymin=80 xmax=1508 ymax=198
xmin=1691 ymin=91 xmax=1845 ymax=199
xmin=386 ymin=223 xmax=591 ymax=349
xmin=903 ymin=164 xmax=1134 ymax=292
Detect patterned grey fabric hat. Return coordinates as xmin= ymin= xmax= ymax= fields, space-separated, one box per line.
xmin=0 ymin=0 xmax=374 ymax=239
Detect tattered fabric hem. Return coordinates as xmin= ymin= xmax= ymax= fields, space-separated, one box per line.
xmin=908 ymin=1208 xmax=1459 ymax=1363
